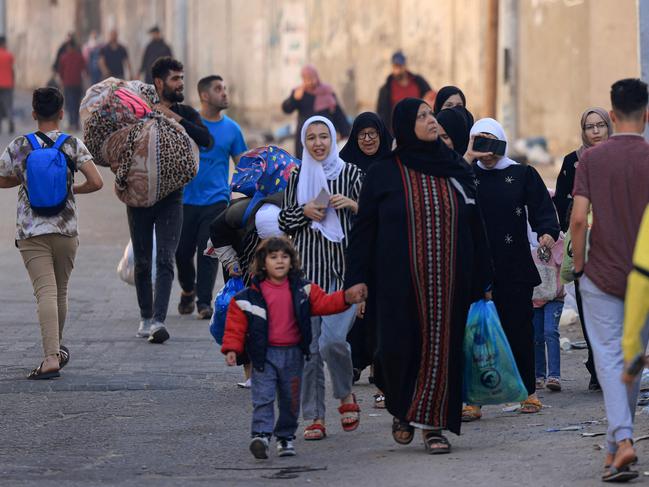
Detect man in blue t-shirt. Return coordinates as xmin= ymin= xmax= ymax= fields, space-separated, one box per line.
xmin=176 ymin=75 xmax=247 ymax=319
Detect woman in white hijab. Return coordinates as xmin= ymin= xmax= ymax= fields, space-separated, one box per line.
xmin=278 ymin=115 xmax=364 ymax=440
xmin=462 ymin=117 xmax=560 ymax=419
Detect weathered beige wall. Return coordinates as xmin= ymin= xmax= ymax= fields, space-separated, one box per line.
xmin=7 ymin=0 xmax=77 ymax=87
xmin=518 ymin=0 xmax=639 ymax=155
xmin=4 ymin=0 xmax=641 ymax=153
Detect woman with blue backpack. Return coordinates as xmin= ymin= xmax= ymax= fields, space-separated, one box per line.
xmin=0 ymin=87 xmax=103 ymax=379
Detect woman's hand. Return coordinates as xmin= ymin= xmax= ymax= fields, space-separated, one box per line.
xmin=463 ymin=135 xmax=493 ymax=164
xmin=356 ymin=301 xmax=366 ymax=319
xmin=225 ymin=351 xmax=237 ymax=366
xmin=330 ymin=194 xmax=358 ymax=213
xmin=304 ymin=201 xmax=327 ymax=222
xmin=345 ymin=284 xmax=368 ymax=304
xmin=294 ymin=86 xmax=304 ymax=101
xmin=538 ymin=234 xmax=556 ymax=249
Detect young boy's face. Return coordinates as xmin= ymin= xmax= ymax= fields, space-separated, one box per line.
xmin=265 ymin=250 xmax=291 ymax=281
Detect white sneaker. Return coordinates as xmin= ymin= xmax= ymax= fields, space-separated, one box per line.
xmin=277 ymin=439 xmax=296 ymax=457
xmin=136 ymin=318 xmax=153 ymax=338
xmin=148 ymin=322 xmax=170 ymax=344
xmin=249 ymin=436 xmax=269 ymax=459
xmin=237 ymin=378 xmax=251 ymax=389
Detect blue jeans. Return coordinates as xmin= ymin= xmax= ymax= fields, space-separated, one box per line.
xmin=533 ymin=300 xmax=563 ymax=379
xmin=251 ymin=346 xmax=304 ymax=440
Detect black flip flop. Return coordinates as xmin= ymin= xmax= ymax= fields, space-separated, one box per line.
xmin=27 ymin=362 xmax=61 ymax=380
xmin=59 ymin=345 xmax=70 ymax=369
xmin=602 ymin=465 xmax=639 ymax=483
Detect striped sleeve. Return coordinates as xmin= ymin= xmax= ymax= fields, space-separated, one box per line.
xmin=279 ymin=170 xmax=310 ymax=235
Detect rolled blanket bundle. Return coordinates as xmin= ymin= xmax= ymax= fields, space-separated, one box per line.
xmin=81 ymin=78 xmax=198 ymax=207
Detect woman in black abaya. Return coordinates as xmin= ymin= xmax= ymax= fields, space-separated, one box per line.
xmin=340 ymin=112 xmax=392 ymax=407
xmin=345 ymin=98 xmax=492 ymax=453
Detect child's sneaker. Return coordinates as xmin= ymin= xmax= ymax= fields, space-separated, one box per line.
xmin=546 ymin=377 xmax=562 ymax=391
xmin=277 ymin=438 xmax=296 ymax=457
xmin=249 ymin=436 xmax=269 ymax=459
xmin=535 ymin=377 xmax=546 ymax=390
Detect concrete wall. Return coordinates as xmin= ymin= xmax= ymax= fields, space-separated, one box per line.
xmin=5 ymin=0 xmax=641 ymax=153
xmin=518 ymin=0 xmax=640 ymax=154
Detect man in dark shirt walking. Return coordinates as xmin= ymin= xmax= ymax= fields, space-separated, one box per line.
xmin=129 ymin=56 xmax=212 ymax=345
xmin=99 ymin=29 xmax=131 ymax=80
xmin=139 ymin=26 xmax=172 ymax=84
xmin=376 ymin=50 xmax=435 ymax=131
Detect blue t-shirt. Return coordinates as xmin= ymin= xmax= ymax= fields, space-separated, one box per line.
xmin=183 ymin=115 xmax=247 ymax=206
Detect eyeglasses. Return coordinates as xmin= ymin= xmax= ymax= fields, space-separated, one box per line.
xmin=584 ymin=122 xmax=608 ymax=132
xmin=357 ymin=130 xmax=379 ymax=141
xmin=416 ymin=109 xmax=435 ymax=121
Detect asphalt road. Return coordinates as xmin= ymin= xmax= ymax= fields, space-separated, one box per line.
xmin=0 ymin=106 xmax=645 ymax=487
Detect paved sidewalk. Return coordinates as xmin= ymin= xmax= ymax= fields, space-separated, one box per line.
xmin=0 ymin=117 xmax=647 ymax=487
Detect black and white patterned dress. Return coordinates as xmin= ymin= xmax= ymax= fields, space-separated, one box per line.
xmin=279 ymin=163 xmax=363 ymax=292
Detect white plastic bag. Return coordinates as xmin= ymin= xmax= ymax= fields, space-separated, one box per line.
xmin=117 ymin=234 xmax=157 ymax=286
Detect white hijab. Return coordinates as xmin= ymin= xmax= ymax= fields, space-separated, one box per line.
xmin=297 ymin=116 xmax=345 ymax=242
xmin=470 ymin=118 xmax=519 ymax=171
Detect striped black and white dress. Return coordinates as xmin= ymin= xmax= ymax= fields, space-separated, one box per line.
xmin=279 ymin=163 xmax=363 ymax=292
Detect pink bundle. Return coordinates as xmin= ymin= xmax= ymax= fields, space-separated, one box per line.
xmin=114 ymin=88 xmax=152 ymax=118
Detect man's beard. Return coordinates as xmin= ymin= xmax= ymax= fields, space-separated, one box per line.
xmin=162 ymin=85 xmax=184 ymax=103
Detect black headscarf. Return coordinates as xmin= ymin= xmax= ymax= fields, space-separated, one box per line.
xmin=339 ymin=112 xmax=393 ymax=172
xmin=392 ymin=97 xmax=475 ymax=197
xmin=433 ymin=85 xmax=467 ymax=114
xmin=436 ymin=106 xmax=474 ymax=156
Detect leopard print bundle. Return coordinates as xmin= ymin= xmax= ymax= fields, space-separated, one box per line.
xmin=82 ymin=79 xmax=198 ymax=207
xmin=103 ymin=112 xmax=198 ymax=207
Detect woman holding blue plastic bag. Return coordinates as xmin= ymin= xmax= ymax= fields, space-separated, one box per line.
xmin=345 ymin=98 xmax=492 ymax=453
xmin=463 ymin=118 xmax=560 ymax=419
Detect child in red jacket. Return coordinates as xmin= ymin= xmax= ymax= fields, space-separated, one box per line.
xmin=222 ymin=237 xmax=363 ymax=459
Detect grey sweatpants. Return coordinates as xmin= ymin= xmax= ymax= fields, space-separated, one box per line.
xmin=580 ymin=275 xmax=649 ymax=454
xmin=301 ymin=300 xmax=357 ymax=421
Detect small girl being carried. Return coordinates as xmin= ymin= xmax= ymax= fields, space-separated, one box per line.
xmin=222 ymin=237 xmax=363 ymax=459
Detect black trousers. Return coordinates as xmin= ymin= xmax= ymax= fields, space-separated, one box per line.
xmin=493 ymin=283 xmax=536 ymax=396
xmin=127 ymin=190 xmax=183 ymax=323
xmin=175 ymin=201 xmax=228 ymax=308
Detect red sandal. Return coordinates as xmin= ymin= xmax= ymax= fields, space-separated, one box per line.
xmin=338 ymin=393 xmax=361 ymax=432
xmin=304 ymin=423 xmax=327 ymax=441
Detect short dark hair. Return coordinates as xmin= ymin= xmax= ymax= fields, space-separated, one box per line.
xmin=197 ymin=75 xmax=224 ymax=94
xmin=251 ymin=237 xmax=302 ymax=281
xmin=32 ymin=87 xmax=64 ymax=121
xmin=611 ymin=78 xmax=648 ymax=120
xmin=151 ymin=56 xmax=183 ymax=81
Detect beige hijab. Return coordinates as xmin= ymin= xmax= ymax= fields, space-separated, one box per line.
xmin=577 ymin=107 xmax=612 ymax=159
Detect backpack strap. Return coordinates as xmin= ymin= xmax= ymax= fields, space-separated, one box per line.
xmin=25 ymin=133 xmax=42 ymax=151
xmin=52 ymin=133 xmax=70 ymax=150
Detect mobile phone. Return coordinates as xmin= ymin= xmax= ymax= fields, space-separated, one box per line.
xmin=314 ymin=188 xmax=330 ymax=207
xmin=473 ymin=136 xmax=506 ymax=156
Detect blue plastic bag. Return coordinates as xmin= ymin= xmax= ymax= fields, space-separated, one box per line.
xmin=463 ymin=300 xmax=528 ymax=405
xmin=209 ymin=277 xmax=245 ymax=345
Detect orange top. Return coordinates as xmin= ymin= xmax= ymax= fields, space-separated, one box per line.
xmin=0 ymin=48 xmax=14 ymax=88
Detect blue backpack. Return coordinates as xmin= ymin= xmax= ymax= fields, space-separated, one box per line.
xmin=24 ymin=132 xmax=75 ymax=216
